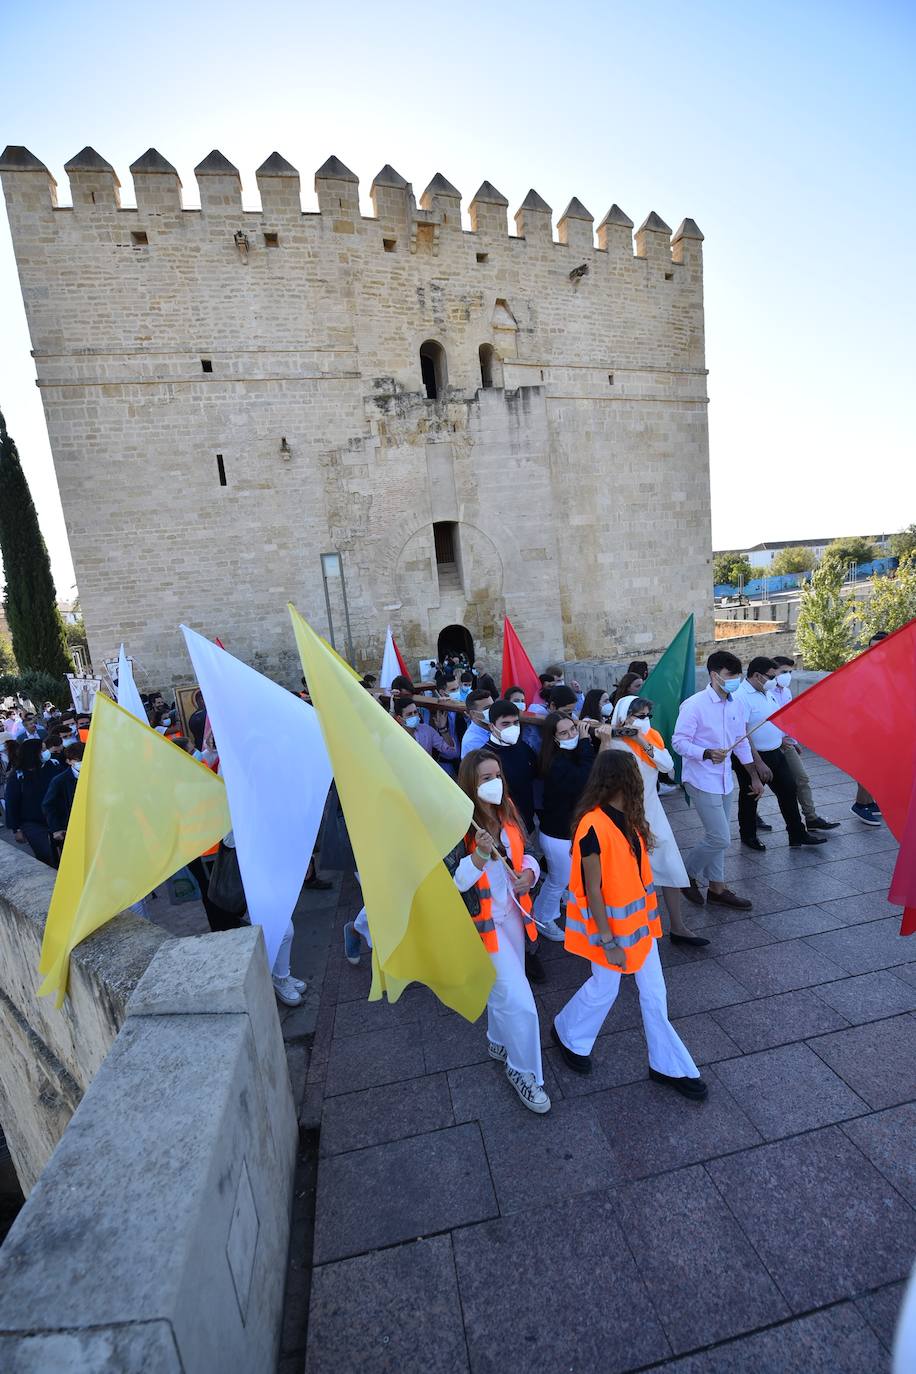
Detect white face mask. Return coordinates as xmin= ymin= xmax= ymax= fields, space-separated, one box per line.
xmin=717 ymin=674 xmax=742 ymax=695
xmin=41 ymin=749 xmax=51 ymax=762
xmin=477 ymin=777 xmax=503 ymax=805
xmin=162 ymin=718 xmax=171 ymax=727
xmin=776 ymin=671 xmax=792 ymax=688
xmin=477 ymin=707 xmax=490 ymax=724
xmin=404 ymin=715 xmax=420 ymax=730
xmin=510 ymin=701 xmax=527 ymax=714
xmin=496 ymin=723 xmax=520 ymax=746
xmin=558 ymin=736 xmax=579 ymax=751
xmin=600 ymin=701 xmax=613 ymax=717
xmin=631 ymin=717 xmax=651 ymax=735
xmin=71 ymin=761 xmax=81 ymax=777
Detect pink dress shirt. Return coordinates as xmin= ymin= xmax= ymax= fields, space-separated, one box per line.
xmin=673 ymin=684 xmax=754 ymax=794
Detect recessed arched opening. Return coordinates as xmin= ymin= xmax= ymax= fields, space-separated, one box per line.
xmin=437 ymin=623 xmax=475 ymax=666
xmin=420 ymin=339 xmax=447 ymax=400
xmin=478 ymin=343 xmax=496 ymax=389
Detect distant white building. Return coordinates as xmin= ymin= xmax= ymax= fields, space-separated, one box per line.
xmin=715 ymin=534 xmax=892 ymax=573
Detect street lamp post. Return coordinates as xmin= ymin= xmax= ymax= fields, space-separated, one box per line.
xmin=320 ymin=551 xmax=355 ymax=666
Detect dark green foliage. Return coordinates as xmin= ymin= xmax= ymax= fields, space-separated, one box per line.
xmin=0 ymin=409 xmax=72 ymax=681
xmin=0 ymin=670 xmax=70 ymax=708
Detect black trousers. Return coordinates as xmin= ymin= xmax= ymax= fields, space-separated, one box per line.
xmin=733 ymin=748 xmax=806 ymax=842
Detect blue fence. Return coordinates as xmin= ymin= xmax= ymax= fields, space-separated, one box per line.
xmin=714 ymin=556 xmax=897 ymax=600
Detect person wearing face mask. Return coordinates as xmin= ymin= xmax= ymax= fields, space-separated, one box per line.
xmin=483 ymin=699 xmax=539 ymax=833
xmin=4 ymin=737 xmax=58 ymax=865
xmin=42 ymin=741 xmax=85 ymax=856
xmin=41 ymin=732 xmax=68 ymax=774
xmin=770 ymin=656 xmax=838 ymax=832
xmin=603 ymin=696 xmax=708 ymax=945
xmin=735 ymin=658 xmax=828 ymax=853
xmin=610 ymin=672 xmax=645 ymax=708
xmin=445 ymin=750 xmax=549 ymax=1114
xmin=505 ymin=683 xmax=541 ymax=754
xmin=672 ymin=651 xmax=765 ymax=911
xmin=551 ymin=750 xmax=706 ymax=1096
xmin=460 ymin=689 xmax=494 ymax=757
xmin=581 ymin=688 xmax=614 ymax=728
xmin=535 ymin=711 xmax=595 ymax=940
xmin=393 ymin=696 xmax=458 ymax=770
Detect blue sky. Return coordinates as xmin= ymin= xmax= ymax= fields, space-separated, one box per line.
xmin=2 ymin=0 xmax=914 ymax=592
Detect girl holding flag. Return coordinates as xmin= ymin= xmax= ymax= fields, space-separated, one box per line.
xmin=447 ymin=749 xmax=551 ymax=1114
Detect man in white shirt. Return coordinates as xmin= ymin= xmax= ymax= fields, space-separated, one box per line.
xmin=735 ymin=657 xmax=828 ymax=852
xmin=673 ymin=651 xmax=765 ymax=910
xmin=771 ymin=656 xmax=839 ymax=832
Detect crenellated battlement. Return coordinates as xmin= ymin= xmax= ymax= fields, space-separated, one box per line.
xmin=0 ymin=144 xmax=702 ymax=269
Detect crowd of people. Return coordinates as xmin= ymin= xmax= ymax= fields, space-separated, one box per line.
xmin=1 ymin=640 xmax=883 ymax=1110
xmin=338 ymin=645 xmax=878 ymax=1115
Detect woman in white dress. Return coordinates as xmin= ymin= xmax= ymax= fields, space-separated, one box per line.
xmin=602 ymin=695 xmax=708 ymax=946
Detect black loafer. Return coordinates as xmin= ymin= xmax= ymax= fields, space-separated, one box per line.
xmin=807 ymin=817 xmax=840 ymax=830
xmin=756 ymin=819 xmax=773 ymax=832
xmin=649 ymin=1068 xmax=708 ymax=1100
xmin=525 ymin=950 xmax=547 ymax=984
xmin=669 ymin=932 xmax=711 ymax=947
xmin=741 ymin=837 xmax=766 ymax=851
xmin=682 ymin=879 xmax=705 ymax=906
xmin=790 ymin=832 xmax=827 ymax=847
xmin=551 ymin=1023 xmax=592 ymax=1074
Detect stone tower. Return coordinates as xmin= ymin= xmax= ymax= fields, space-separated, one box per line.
xmin=1 ymin=144 xmax=712 ymax=685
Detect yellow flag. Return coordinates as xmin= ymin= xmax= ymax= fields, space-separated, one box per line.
xmin=317 ymin=633 xmax=361 ymax=682
xmin=38 ymin=693 xmax=230 ymax=1006
xmin=289 ymin=605 xmax=494 ymax=1021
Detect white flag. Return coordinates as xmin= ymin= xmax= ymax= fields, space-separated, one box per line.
xmin=379 ymin=625 xmax=401 ymax=691
xmin=116 ymin=644 xmax=147 ymax=723
xmin=181 ymin=626 xmax=332 ymax=968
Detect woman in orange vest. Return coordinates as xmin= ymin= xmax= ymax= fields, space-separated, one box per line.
xmin=551 ymin=749 xmax=707 ymax=1098
xmin=448 ymin=748 xmax=550 ymax=1114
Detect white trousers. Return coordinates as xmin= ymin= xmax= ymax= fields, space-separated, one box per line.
xmin=533 ymin=831 xmax=572 ymax=925
xmin=272 ymin=921 xmax=294 ymax=979
xmin=554 ymin=940 xmax=699 ymax=1076
xmin=353 ymin=870 xmax=373 ymax=947
xmin=487 ymin=910 xmax=544 ymax=1083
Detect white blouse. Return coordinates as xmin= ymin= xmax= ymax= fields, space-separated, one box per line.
xmin=453 ymin=828 xmax=540 ymax=926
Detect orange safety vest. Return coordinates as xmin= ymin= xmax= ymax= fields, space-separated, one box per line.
xmin=565 ymin=806 xmax=660 ymax=974
xmin=78 ymin=727 xmax=89 ymax=743
xmin=618 ymin=726 xmax=666 ymax=771
xmin=467 ymin=821 xmax=538 ymax=953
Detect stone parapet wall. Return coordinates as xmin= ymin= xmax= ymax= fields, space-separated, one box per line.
xmin=0 ymin=842 xmax=168 ymax=1192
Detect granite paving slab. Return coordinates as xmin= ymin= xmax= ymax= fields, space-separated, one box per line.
xmin=854 ymin=1281 xmax=907 ymax=1353
xmin=590 ymin=1077 xmax=762 ymax=1179
xmin=706 ymin=1127 xmax=916 ymax=1311
xmin=842 ymin=1103 xmax=916 ymax=1206
xmin=709 ymin=1042 xmax=868 ymax=1139
xmin=617 ymin=1165 xmax=789 ymax=1353
xmin=446 ymin=1055 xmax=564 ymax=1122
xmin=323 ymin=1023 xmax=426 ymax=1097
xmin=313 ymin=1123 xmax=497 ymax=1263
xmin=478 ymin=1097 xmax=620 ymax=1212
xmin=710 ymin=987 xmax=850 ymax=1053
xmin=803 ymin=916 xmax=913 ymax=973
xmin=452 ymin=1195 xmax=670 ymax=1374
xmin=814 ymin=891 xmax=903 ymax=927
xmin=319 ymin=1073 xmax=455 ymax=1156
xmin=811 ymin=968 xmax=916 ymax=1023
xmin=807 ymin=1013 xmax=916 ymax=1109
xmin=754 ymin=904 xmax=844 ymax=939
xmin=305 ymin=1236 xmax=469 ymax=1374
xmin=657 ymin=1302 xmax=889 ymax=1374
xmin=717 ymin=939 xmax=845 ymax=996
xmin=660 ymin=960 xmax=752 ymax=1016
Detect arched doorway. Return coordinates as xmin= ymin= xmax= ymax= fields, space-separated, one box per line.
xmin=437 ymin=623 xmax=475 ymax=666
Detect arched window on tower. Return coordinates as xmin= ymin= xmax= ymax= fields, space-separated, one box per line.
xmin=478 ymin=344 xmax=495 ymax=389
xmin=420 ymin=340 xmax=447 ymax=400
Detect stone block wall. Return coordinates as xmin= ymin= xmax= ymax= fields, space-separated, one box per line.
xmin=1 ymin=146 xmax=713 ymax=686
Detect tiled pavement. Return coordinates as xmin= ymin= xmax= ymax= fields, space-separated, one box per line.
xmin=297 ymin=755 xmax=915 ymax=1373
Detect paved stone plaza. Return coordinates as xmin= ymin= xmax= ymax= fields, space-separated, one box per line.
xmin=292 ymin=754 xmax=913 ymax=1374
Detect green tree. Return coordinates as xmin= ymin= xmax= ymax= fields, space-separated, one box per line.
xmin=823 ymin=535 xmax=877 ymax=569
xmin=771 ymin=545 xmax=816 ymax=575
xmin=795 ymin=559 xmax=857 ymax=670
xmin=713 ymin=551 xmax=752 ymax=586
xmin=0 ymin=410 xmax=72 ymax=680
xmin=0 ymin=635 xmax=16 ymax=674
xmin=859 ymin=553 xmax=916 ymax=639
xmin=890 ymin=525 xmax=916 ymax=560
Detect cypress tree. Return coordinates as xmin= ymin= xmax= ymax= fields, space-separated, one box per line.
xmin=0 ymin=409 xmax=73 ymax=679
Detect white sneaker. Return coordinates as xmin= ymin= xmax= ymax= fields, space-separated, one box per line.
xmin=659 ymin=782 xmax=679 ymax=795
xmin=505 ymin=1065 xmax=551 ymax=1113
xmin=487 ymin=1040 xmax=507 ymax=1062
xmin=272 ymin=975 xmax=302 ymax=1007
xmin=291 ymin=977 xmax=306 ymax=993
xmin=536 ymin=918 xmax=565 ymax=942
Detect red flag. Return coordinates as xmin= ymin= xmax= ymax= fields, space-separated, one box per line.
xmin=392 ymin=634 xmax=409 ymax=680
xmin=890 ymin=771 xmax=916 ymax=937
xmin=768 ymin=617 xmax=916 ymax=936
xmin=500 ymin=616 xmax=541 ymax=706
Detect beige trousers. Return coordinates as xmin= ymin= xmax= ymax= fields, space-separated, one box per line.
xmin=781 ymin=741 xmax=815 ymax=821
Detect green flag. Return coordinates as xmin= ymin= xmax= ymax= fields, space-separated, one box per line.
xmin=641 ymin=614 xmax=696 ymax=783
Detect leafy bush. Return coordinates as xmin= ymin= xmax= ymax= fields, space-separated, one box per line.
xmin=795 ymin=559 xmax=856 ymax=670
xmin=771 ymin=545 xmax=816 ymax=575
xmin=858 ymin=553 xmax=916 ymax=639
xmin=713 ymin=551 xmax=752 ymax=586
